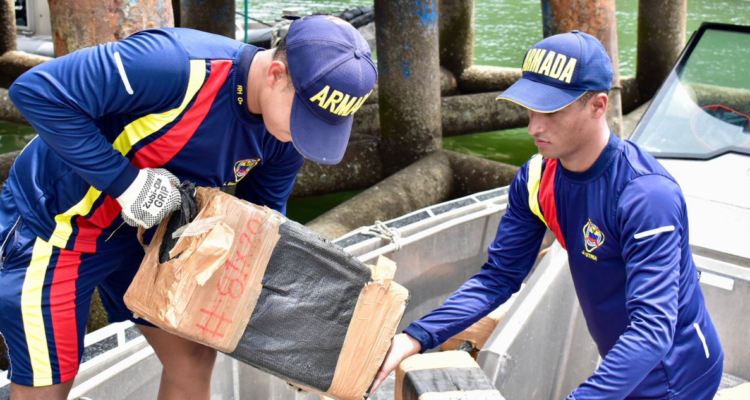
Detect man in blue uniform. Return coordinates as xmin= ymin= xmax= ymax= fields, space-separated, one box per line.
xmin=373 ymin=31 xmax=723 ymax=399
xmin=0 ymin=15 xmax=376 ymax=400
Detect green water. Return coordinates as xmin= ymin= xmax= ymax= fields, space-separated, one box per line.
xmin=0 ymin=123 xmax=34 ymax=153
xmin=240 ymin=0 xmax=750 ymax=76
xmin=2 ymin=0 xmax=750 ymax=222
xmin=443 ymin=127 xmax=537 ymax=166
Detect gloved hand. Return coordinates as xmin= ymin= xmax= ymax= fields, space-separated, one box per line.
xmin=116 ymin=168 xmax=182 ymax=229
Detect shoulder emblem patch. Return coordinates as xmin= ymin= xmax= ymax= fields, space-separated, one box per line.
xmin=582 ymin=219 xmax=605 ymax=261
xmin=234 ymin=158 xmax=260 ymax=183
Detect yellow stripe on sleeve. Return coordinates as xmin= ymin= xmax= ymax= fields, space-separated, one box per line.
xmin=526 ymin=154 xmax=549 ymax=227
xmin=47 ymin=60 xmax=207 ymax=249
xmin=48 ymin=186 xmax=102 ymax=249
xmin=112 ymin=59 xmax=207 ymax=155
xmin=21 ymin=238 xmax=54 ymax=387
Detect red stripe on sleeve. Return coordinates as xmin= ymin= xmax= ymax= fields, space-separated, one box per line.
xmin=72 ymin=60 xmax=233 ymax=248
xmin=132 ymin=60 xmax=232 ymax=169
xmin=538 ymin=159 xmax=566 ymax=250
xmin=50 ymin=249 xmax=82 ymax=382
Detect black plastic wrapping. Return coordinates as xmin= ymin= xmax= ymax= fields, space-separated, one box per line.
xmin=229 ymin=219 xmax=372 ymax=392
xmin=402 ymin=368 xmax=502 ymax=400
xmin=159 ymin=181 xmax=197 ymax=263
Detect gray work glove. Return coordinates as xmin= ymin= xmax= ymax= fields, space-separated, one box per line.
xmin=116 ymin=168 xmax=181 ymax=229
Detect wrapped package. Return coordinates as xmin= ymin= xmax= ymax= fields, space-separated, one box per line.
xmin=124 ymin=187 xmax=284 ymax=352
xmin=439 ymin=291 xmax=520 ymax=359
xmin=396 ymin=351 xmax=505 ymax=400
xmin=125 ymin=187 xmax=409 ymax=400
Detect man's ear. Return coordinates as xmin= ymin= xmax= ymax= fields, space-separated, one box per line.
xmin=266 ymin=60 xmax=289 ymax=88
xmin=591 ymin=93 xmax=609 ymax=118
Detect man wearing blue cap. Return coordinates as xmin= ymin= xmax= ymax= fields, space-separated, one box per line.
xmin=1 ymin=15 xmax=376 ymax=400
xmin=374 ymin=31 xmax=723 ymax=399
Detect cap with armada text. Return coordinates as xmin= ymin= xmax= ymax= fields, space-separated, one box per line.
xmin=286 ymin=15 xmax=378 ymax=165
xmin=496 ymin=30 xmax=613 ymax=113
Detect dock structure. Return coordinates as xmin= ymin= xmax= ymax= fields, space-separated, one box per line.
xmin=0 ymin=0 xmax=687 ymax=238
xmin=0 ymin=0 xmax=49 ymax=89
xmin=375 ymin=0 xmax=443 ymax=174
xmin=439 ymin=0 xmax=475 ymax=78
xmin=540 ymin=0 xmax=624 ymax=137
xmin=47 ymin=0 xmax=173 ymax=57
xmin=637 ymin=0 xmax=688 ymax=101
xmin=178 ymin=0 xmax=235 ymax=39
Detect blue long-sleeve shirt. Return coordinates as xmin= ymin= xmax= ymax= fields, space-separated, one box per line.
xmin=7 ymin=28 xmax=303 ymax=252
xmin=405 ymin=134 xmax=723 ymax=399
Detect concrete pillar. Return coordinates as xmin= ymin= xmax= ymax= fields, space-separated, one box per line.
xmin=292 ymin=135 xmax=383 ymax=199
xmin=636 ymin=0 xmax=687 ymax=101
xmin=354 ymin=92 xmax=531 ymax=138
xmin=375 ymin=0 xmax=442 ymax=175
xmin=439 ymin=0 xmax=475 ymax=77
xmin=351 ymin=104 xmax=381 ymax=136
xmin=619 ymin=75 xmax=643 ymax=114
xmin=364 ymin=67 xmax=459 ymax=106
xmin=541 ymin=0 xmax=624 ymax=137
xmin=180 ymin=0 xmax=235 ymax=39
xmin=445 ymin=150 xmax=518 ymax=198
xmin=0 ymin=52 xmax=51 ymax=89
xmin=0 ymin=0 xmax=50 ymax=88
xmin=442 ymin=91 xmax=528 ymax=136
xmin=0 ymin=0 xmax=15 ymax=56
xmin=48 ymin=0 xmax=174 ymax=57
xmin=0 ymin=88 xmax=29 ymax=125
xmin=458 ymin=66 xmax=522 ymax=94
xmin=305 ymin=150 xmax=519 ymax=240
xmin=306 ymin=151 xmax=455 ymax=240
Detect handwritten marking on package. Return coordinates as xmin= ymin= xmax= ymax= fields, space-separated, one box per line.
xmin=195 ymin=217 xmax=265 ymax=336
xmin=196 ymin=299 xmax=233 ymax=338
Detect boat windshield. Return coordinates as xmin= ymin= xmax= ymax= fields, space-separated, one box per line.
xmin=632 ymin=26 xmax=750 ymax=159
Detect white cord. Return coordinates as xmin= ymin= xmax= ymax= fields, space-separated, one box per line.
xmin=0 ymin=216 xmax=21 ymax=262
xmin=362 ymin=220 xmax=403 ymax=251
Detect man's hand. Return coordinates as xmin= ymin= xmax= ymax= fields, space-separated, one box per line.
xmin=116 ymin=168 xmax=181 ymax=229
xmin=371 ymin=333 xmax=422 ymax=393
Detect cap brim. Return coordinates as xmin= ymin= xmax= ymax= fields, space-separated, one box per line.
xmin=290 ymin=93 xmax=352 ymax=165
xmin=495 ymin=78 xmax=586 ymax=113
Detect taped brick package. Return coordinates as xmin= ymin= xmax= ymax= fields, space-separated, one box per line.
xmin=124 ymin=187 xmax=409 ymax=400
xmin=124 ymin=187 xmax=284 ymax=352
xmin=396 ymin=351 xmax=505 ymax=400
xmin=438 ymin=292 xmax=520 ymax=359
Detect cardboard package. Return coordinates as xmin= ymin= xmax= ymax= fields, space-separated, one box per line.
xmin=124 ymin=187 xmax=285 ymax=352
xmin=439 ymin=291 xmax=520 ymax=358
xmin=396 ymin=351 xmax=504 ymax=400
xmin=125 ymin=187 xmax=409 ymax=400
xmin=288 ymin=256 xmax=409 ymax=400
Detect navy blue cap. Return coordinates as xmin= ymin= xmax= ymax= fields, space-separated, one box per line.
xmin=496 ymin=30 xmax=613 ymax=113
xmin=286 ymin=15 xmax=377 ymax=164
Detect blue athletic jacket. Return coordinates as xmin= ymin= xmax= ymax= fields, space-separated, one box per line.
xmin=404 ymin=134 xmax=723 ymax=399
xmin=7 ymin=28 xmax=303 ymax=252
